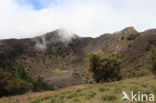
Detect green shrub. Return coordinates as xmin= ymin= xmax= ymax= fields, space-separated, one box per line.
xmin=0 ymin=63 xmax=53 ymax=97
xmin=33 ymin=76 xmax=53 ymax=92
xmin=15 ymin=64 xmax=32 ymax=81
xmin=127 ymin=70 xmax=149 ymax=78
xmin=5 ymin=78 xmax=33 ymax=95
xmin=0 ymin=68 xmax=33 ymax=96
xmin=88 ymin=53 xmax=121 ymax=82
xmin=0 ymin=68 xmax=12 ymax=96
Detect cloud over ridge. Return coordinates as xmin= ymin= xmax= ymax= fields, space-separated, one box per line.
xmin=0 ymin=0 xmax=156 ymax=39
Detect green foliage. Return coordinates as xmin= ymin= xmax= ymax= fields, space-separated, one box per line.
xmin=127 ymin=34 xmax=139 ymax=40
xmin=46 ymin=44 xmax=69 ymax=58
xmin=15 ymin=64 xmax=31 ymax=81
xmin=127 ymin=70 xmax=149 ymax=78
xmin=0 ymin=68 xmax=12 ymax=97
xmin=33 ymin=76 xmax=53 ymax=92
xmin=5 ymin=78 xmax=33 ymax=95
xmin=88 ymin=53 xmax=121 ymax=82
xmin=0 ymin=68 xmax=32 ymax=96
xmin=0 ymin=64 xmax=53 ymax=97
xmin=147 ymin=47 xmax=156 ymax=75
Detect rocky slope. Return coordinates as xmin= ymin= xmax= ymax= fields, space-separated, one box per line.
xmin=0 ymin=27 xmax=156 ymax=89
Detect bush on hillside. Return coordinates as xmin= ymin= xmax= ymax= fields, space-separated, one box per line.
xmin=147 ymin=47 xmax=156 ymax=75
xmin=88 ymin=53 xmax=121 ymax=82
xmin=0 ymin=69 xmax=32 ymax=96
xmin=5 ymin=78 xmax=33 ymax=95
xmin=15 ymin=64 xmax=31 ymax=81
xmin=0 ymin=68 xmax=12 ymax=96
xmin=33 ymin=76 xmax=53 ymax=92
xmin=0 ymin=64 xmax=53 ymax=97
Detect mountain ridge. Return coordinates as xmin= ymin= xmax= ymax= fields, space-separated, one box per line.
xmin=0 ymin=27 xmax=156 ymax=89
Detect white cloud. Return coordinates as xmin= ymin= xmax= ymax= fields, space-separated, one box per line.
xmin=0 ymin=0 xmax=156 ymax=39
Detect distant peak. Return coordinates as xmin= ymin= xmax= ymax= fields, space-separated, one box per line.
xmin=123 ymin=26 xmax=135 ymax=30
xmin=121 ymin=26 xmax=138 ymax=35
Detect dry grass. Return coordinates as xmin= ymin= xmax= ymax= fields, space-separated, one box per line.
xmin=1 ymin=75 xmax=156 ymax=103
xmin=0 ymin=85 xmax=91 ymax=103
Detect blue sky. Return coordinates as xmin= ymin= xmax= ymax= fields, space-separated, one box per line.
xmin=16 ymin=0 xmax=57 ymax=10
xmin=0 ymin=0 xmax=156 ymax=39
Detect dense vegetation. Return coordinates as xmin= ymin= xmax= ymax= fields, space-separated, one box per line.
xmin=148 ymin=47 xmax=156 ymax=75
xmin=88 ymin=53 xmax=121 ymax=82
xmin=46 ymin=43 xmax=69 ymax=58
xmin=0 ymin=64 xmax=53 ymax=97
xmin=0 ymin=41 xmax=53 ymax=97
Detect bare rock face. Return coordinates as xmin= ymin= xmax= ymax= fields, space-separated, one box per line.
xmin=121 ymin=26 xmax=138 ymax=35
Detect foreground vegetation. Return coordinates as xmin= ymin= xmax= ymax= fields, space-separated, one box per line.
xmin=1 ymin=75 xmax=155 ymax=103
xmin=29 ymin=75 xmax=156 ymax=103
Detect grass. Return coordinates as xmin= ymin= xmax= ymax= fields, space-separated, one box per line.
xmin=29 ymin=75 xmax=156 ymax=103
xmin=1 ymin=75 xmax=156 ymax=103
xmin=51 ymin=69 xmax=68 ymax=74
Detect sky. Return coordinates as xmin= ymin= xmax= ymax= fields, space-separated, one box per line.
xmin=0 ymin=0 xmax=156 ymax=39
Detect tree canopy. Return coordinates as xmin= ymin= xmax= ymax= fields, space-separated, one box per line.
xmin=88 ymin=53 xmax=121 ymax=82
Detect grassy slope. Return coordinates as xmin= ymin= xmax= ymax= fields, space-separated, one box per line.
xmin=1 ymin=75 xmax=156 ymax=103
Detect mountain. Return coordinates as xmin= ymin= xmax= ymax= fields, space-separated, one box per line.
xmin=0 ymin=27 xmax=156 ymax=90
